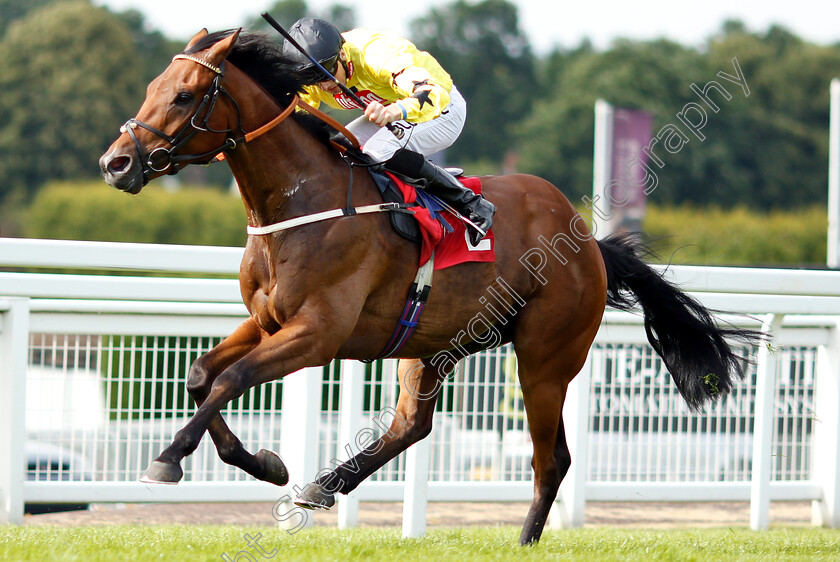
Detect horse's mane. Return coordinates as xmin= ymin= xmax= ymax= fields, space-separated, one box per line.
xmin=184 ymin=30 xmax=334 ymax=144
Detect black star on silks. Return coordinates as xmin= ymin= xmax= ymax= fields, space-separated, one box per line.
xmin=411 ymin=89 xmax=434 ymax=109
xmin=411 ymin=80 xmax=435 ymax=109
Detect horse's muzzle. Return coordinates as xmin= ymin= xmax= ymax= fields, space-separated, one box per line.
xmin=99 ymin=151 xmax=144 ymax=194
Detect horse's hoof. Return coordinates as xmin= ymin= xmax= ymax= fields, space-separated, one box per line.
xmin=256 ymin=449 xmax=289 ymax=486
xmin=294 ymin=482 xmax=335 ymax=510
xmin=140 ymin=460 xmax=183 ymax=484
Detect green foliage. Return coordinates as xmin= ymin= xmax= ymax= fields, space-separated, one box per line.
xmin=112 ymin=9 xmax=184 ymax=86
xmin=697 ymin=27 xmax=840 ymax=208
xmin=2 ymin=3 xmax=838 ymax=227
xmin=0 ymin=0 xmax=53 ymax=35
xmin=515 ymin=23 xmax=840 ymax=209
xmin=248 ymin=0 xmax=310 ymax=31
xmin=643 ymin=204 xmax=827 ymax=266
xmin=410 ymin=0 xmax=537 ymax=165
xmin=20 ymin=182 xmax=827 ymax=268
xmin=24 ymin=181 xmax=247 ymax=246
xmin=517 ymin=38 xmax=708 ymax=202
xmin=250 ymin=0 xmax=357 ymax=32
xmin=0 ymin=2 xmax=146 ymax=201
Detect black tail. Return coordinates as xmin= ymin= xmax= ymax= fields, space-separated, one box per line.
xmin=597 ymin=234 xmax=761 ymax=411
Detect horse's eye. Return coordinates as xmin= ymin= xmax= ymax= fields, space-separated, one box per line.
xmin=175 ymin=92 xmax=193 ymax=105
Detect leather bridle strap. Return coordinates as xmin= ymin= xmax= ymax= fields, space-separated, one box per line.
xmin=242 ymin=96 xmax=299 ymax=143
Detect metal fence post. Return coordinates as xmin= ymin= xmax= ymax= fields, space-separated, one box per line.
xmin=278 ymin=366 xmax=323 ymax=530
xmin=551 ymin=351 xmax=592 ymax=528
xmin=812 ymin=319 xmax=840 ymax=527
xmin=337 ymin=361 xmax=365 ymax=528
xmin=0 ymin=298 xmax=30 ymax=524
xmin=750 ymin=313 xmax=784 ymax=530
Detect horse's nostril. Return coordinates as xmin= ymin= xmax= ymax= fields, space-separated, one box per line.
xmin=108 ymin=155 xmax=131 ymax=174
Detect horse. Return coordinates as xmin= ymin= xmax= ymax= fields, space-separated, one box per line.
xmin=99 ymin=28 xmax=756 ymax=545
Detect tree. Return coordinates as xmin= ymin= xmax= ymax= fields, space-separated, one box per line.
xmin=0 ymin=1 xmax=147 ymax=202
xmin=248 ymin=0 xmax=357 ymax=33
xmin=321 ymin=4 xmax=356 ymax=32
xmin=0 ymin=0 xmax=53 ymax=36
xmin=515 ymin=39 xmax=705 ymax=202
xmin=248 ymin=0 xmax=309 ymax=32
xmin=114 ymin=9 xmax=183 ymax=85
xmin=410 ymin=0 xmax=536 ymax=165
xmin=515 ymin=21 xmax=840 ymax=210
xmin=703 ymin=24 xmax=840 ymax=208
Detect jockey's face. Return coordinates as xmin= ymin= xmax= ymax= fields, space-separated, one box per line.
xmin=317 ymin=53 xmax=346 ymax=95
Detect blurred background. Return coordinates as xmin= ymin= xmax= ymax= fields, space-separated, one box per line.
xmin=1 ymin=0 xmax=838 ymax=267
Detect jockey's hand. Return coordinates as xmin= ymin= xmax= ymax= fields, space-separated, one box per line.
xmin=364 ymin=101 xmax=402 ymax=127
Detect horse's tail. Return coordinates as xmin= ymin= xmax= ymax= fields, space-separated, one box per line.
xmin=597 ymin=233 xmax=761 ymax=411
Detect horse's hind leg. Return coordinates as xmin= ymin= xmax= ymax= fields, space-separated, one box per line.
xmin=294 ymin=357 xmax=442 ymax=509
xmin=515 ymin=333 xmax=594 ymax=545
xmin=516 ymin=374 xmax=570 ymax=544
xmin=142 ymin=318 xmax=288 ymax=486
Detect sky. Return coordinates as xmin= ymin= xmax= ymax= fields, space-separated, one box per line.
xmin=96 ymin=0 xmax=840 ymax=56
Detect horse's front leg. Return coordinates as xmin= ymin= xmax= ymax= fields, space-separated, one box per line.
xmin=141 ymin=317 xmax=288 ymax=485
xmin=142 ymin=315 xmax=347 ymax=485
xmin=295 ymin=357 xmax=443 ymax=509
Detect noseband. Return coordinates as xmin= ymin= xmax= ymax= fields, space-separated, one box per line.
xmin=121 ymin=54 xmax=245 ymax=186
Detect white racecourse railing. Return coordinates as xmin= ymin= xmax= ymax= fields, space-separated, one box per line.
xmin=1 ymin=237 xmax=840 ymax=536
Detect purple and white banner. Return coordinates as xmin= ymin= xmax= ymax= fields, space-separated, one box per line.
xmin=608 ymin=108 xmax=654 ymax=232
xmin=592 ymin=101 xmax=654 ymax=237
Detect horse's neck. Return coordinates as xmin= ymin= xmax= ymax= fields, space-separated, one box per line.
xmin=227 ymin=116 xmax=349 ymax=228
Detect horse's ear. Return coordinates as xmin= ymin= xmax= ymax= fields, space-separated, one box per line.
xmin=207 ymin=28 xmax=241 ymax=64
xmin=185 ymin=29 xmax=209 ymax=51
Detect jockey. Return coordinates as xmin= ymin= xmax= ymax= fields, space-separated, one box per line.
xmin=282 ymin=17 xmax=495 ymax=245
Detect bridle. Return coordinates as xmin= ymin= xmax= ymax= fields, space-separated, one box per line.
xmin=120 ymin=53 xmax=256 ymax=186
xmin=120 ymin=54 xmax=245 ymax=185
xmin=121 ymin=53 xmax=360 ymax=187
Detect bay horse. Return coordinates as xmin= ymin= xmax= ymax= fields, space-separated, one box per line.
xmin=99 ymin=29 xmax=755 ymax=545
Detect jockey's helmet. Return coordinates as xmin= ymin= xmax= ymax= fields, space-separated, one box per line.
xmin=283 ymin=17 xmax=345 ymax=84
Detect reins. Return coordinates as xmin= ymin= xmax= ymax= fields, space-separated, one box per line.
xmin=121 ymin=54 xmax=361 ymax=184
xmin=212 ymin=96 xmax=360 ymax=163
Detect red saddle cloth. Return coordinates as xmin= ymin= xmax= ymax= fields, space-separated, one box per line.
xmin=385 ymin=173 xmax=496 ymax=270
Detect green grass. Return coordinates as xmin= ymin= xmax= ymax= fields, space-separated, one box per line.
xmin=1 ymin=525 xmax=839 ymax=561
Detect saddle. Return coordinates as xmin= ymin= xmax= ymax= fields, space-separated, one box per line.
xmin=369 ymin=168 xmax=460 ymax=244
xmin=331 ymin=134 xmax=453 ymax=245
xmin=331 ymin=133 xmax=493 ymax=270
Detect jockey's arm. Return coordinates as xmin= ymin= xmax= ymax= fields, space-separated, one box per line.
xmin=362 ymin=67 xmax=451 ymax=127
xmin=359 ymin=34 xmax=453 ymax=126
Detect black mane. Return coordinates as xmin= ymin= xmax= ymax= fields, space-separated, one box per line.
xmin=184 ymin=30 xmax=334 ymax=144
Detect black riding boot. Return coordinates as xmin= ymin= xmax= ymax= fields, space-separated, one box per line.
xmin=385 ymin=149 xmax=496 ymax=245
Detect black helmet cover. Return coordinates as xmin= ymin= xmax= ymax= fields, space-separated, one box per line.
xmin=283 ymin=17 xmax=344 ymax=84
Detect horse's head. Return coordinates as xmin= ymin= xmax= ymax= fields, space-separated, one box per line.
xmin=100 ymin=29 xmax=242 ymax=193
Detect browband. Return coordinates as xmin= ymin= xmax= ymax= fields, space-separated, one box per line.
xmin=172 ymin=54 xmax=223 ymax=75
